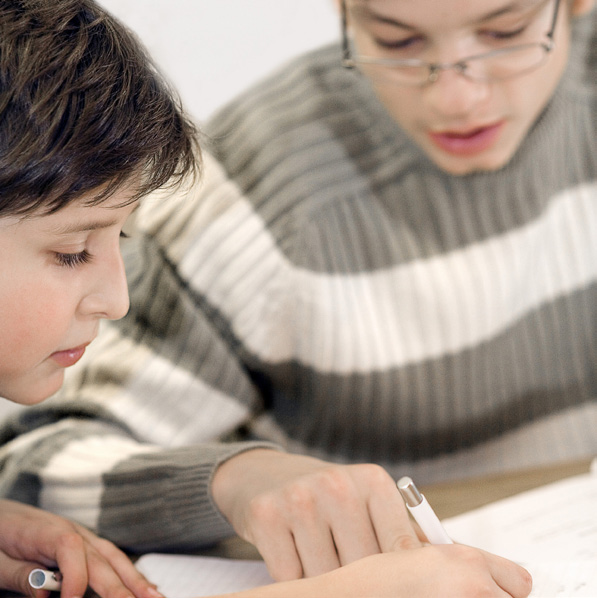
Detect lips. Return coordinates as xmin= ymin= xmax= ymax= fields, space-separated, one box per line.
xmin=50 ymin=344 xmax=88 ymax=368
xmin=428 ymin=122 xmax=504 ymax=156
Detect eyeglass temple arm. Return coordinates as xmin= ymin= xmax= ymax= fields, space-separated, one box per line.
xmin=547 ymin=0 xmax=561 ymax=41
xmin=340 ymin=0 xmax=354 ymax=67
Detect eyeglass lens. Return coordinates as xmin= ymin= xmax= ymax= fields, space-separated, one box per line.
xmin=342 ymin=0 xmax=559 ymax=85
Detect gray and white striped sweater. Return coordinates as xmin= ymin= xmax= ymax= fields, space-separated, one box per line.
xmin=0 ymin=13 xmax=596 ymax=552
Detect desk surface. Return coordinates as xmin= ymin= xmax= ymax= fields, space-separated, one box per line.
xmin=203 ymin=458 xmax=594 ymax=560
xmin=422 ymin=457 xmax=593 ymax=520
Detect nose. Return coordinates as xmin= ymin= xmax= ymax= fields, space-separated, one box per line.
xmin=78 ymin=245 xmax=130 ymax=321
xmin=422 ymin=67 xmax=490 ymax=120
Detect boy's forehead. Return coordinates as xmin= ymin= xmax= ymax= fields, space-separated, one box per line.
xmin=352 ymin=0 xmax=547 ymax=21
xmin=34 ymin=194 xmax=140 ymax=235
xmin=46 ymin=216 xmax=123 ymax=236
xmin=354 ymin=0 xmax=543 ymax=6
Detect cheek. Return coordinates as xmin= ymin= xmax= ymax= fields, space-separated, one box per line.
xmin=371 ymin=84 xmax=420 ymax=132
xmin=0 ymin=281 xmax=73 ymax=371
xmin=513 ymin=34 xmax=570 ymax=122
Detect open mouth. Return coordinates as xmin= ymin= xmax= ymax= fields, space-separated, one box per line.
xmin=428 ymin=122 xmax=504 ymax=156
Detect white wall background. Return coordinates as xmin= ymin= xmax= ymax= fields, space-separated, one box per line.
xmin=97 ymin=0 xmax=339 ymax=123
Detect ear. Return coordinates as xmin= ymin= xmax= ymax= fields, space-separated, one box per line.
xmin=570 ymin=0 xmax=595 ymax=16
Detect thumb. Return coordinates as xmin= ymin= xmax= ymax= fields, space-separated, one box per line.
xmin=0 ymin=552 xmax=46 ymax=598
xmin=387 ymin=529 xmax=423 ymax=551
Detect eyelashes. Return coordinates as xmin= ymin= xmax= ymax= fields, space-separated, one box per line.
xmin=480 ymin=24 xmax=528 ymax=41
xmin=372 ymin=25 xmax=529 ymax=53
xmin=53 ymin=230 xmax=128 ymax=269
xmin=54 ymin=249 xmax=93 ymax=268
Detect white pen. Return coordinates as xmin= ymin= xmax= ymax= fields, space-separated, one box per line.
xmin=28 ymin=569 xmax=63 ymax=591
xmin=397 ymin=476 xmax=453 ymax=545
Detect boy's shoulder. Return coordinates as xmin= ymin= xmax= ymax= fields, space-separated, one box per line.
xmin=204 ymin=43 xmax=379 ymax=149
xmin=572 ymin=7 xmax=597 ymax=87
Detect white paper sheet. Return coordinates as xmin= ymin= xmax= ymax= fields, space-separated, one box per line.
xmin=442 ymin=468 xmax=597 ymax=597
xmin=135 ymin=553 xmax=273 ymax=598
xmin=524 ymin=561 xmax=597 ymax=597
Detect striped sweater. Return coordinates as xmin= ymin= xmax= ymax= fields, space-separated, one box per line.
xmin=0 ymin=12 xmax=596 ymax=552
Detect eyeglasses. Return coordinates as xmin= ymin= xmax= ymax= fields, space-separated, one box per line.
xmin=341 ymin=0 xmax=560 ymax=86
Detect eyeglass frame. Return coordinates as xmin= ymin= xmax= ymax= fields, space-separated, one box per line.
xmin=340 ymin=0 xmax=561 ymax=85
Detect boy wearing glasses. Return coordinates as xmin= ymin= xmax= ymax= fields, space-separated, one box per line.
xmin=1 ymin=0 xmax=595 ymax=592
xmin=339 ymin=0 xmax=574 ymax=175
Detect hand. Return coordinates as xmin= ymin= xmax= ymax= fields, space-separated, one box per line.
xmin=231 ymin=545 xmax=533 ymax=598
xmin=0 ymin=499 xmax=163 ymax=598
xmin=211 ymin=449 xmax=421 ymax=581
xmin=296 ymin=545 xmax=533 ymax=598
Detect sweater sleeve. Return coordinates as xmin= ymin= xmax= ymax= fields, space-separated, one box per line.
xmin=0 ymin=155 xmax=281 ymax=551
xmin=0 ymin=411 xmax=270 ymax=551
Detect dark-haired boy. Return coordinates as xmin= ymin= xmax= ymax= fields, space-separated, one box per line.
xmin=0 ymin=0 xmax=197 ymax=595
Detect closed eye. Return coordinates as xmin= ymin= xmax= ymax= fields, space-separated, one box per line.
xmin=373 ymin=35 xmax=425 ymax=51
xmin=481 ymin=24 xmax=528 ymax=40
xmin=55 ymin=249 xmax=93 ymax=268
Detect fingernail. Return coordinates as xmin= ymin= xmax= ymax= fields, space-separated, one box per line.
xmin=146 ymin=587 xmax=165 ymax=598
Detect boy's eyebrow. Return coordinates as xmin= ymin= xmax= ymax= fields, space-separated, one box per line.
xmin=49 ymin=203 xmax=140 ymax=235
xmin=351 ymin=4 xmax=416 ymax=30
xmin=475 ymin=0 xmax=545 ymax=22
xmin=52 ymin=219 xmax=121 ymax=235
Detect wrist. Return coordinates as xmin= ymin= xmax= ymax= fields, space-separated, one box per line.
xmin=211 ymin=448 xmax=281 ymax=518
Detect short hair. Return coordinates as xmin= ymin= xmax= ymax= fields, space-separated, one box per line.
xmin=0 ymin=0 xmax=200 ymax=217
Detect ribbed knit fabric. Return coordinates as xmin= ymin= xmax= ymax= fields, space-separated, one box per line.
xmin=0 ymin=11 xmax=595 ymax=551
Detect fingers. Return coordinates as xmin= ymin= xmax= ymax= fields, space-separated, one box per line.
xmin=73 ymin=529 xmax=160 ymax=598
xmin=244 ymin=488 xmax=340 ymax=580
xmin=483 ymin=550 xmax=533 ymax=598
xmin=243 ymin=462 xmax=421 ymax=580
xmin=317 ymin=464 xmax=420 ymax=565
xmin=248 ymin=469 xmax=370 ymax=578
xmin=0 ymin=551 xmax=46 ymax=598
xmin=22 ymin=516 xmax=159 ymax=598
xmin=0 ymin=501 xmax=158 ymax=598
xmin=47 ymin=524 xmax=139 ymax=598
xmin=83 ymin=549 xmax=141 ymax=598
xmin=213 ymin=452 xmax=424 ymax=580
xmin=54 ymin=530 xmax=162 ymax=598
xmin=242 ymin=513 xmax=305 ymax=581
xmin=309 ymin=547 xmax=530 ymax=598
xmin=436 ymin=545 xmax=532 ymax=598
xmin=418 ymin=545 xmax=532 ymax=598
xmin=290 ymin=519 xmax=340 ymax=577
xmin=293 ymin=466 xmax=382 ymax=570
xmin=364 ymin=467 xmax=422 ymax=553
xmin=50 ymin=531 xmax=90 ymax=598
xmin=325 ymin=504 xmax=383 ymax=565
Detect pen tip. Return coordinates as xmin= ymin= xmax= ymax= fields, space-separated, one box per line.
xmin=397 ymin=476 xmax=423 ymax=507
xmin=397 ymin=476 xmax=413 ymax=489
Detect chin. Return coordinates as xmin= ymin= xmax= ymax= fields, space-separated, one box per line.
xmin=420 ymin=132 xmax=519 ymax=176
xmin=9 ymin=373 xmax=65 ymax=405
xmin=432 ymin=151 xmax=514 ymax=176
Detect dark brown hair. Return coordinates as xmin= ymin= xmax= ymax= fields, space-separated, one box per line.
xmin=0 ymin=0 xmax=200 ymax=216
